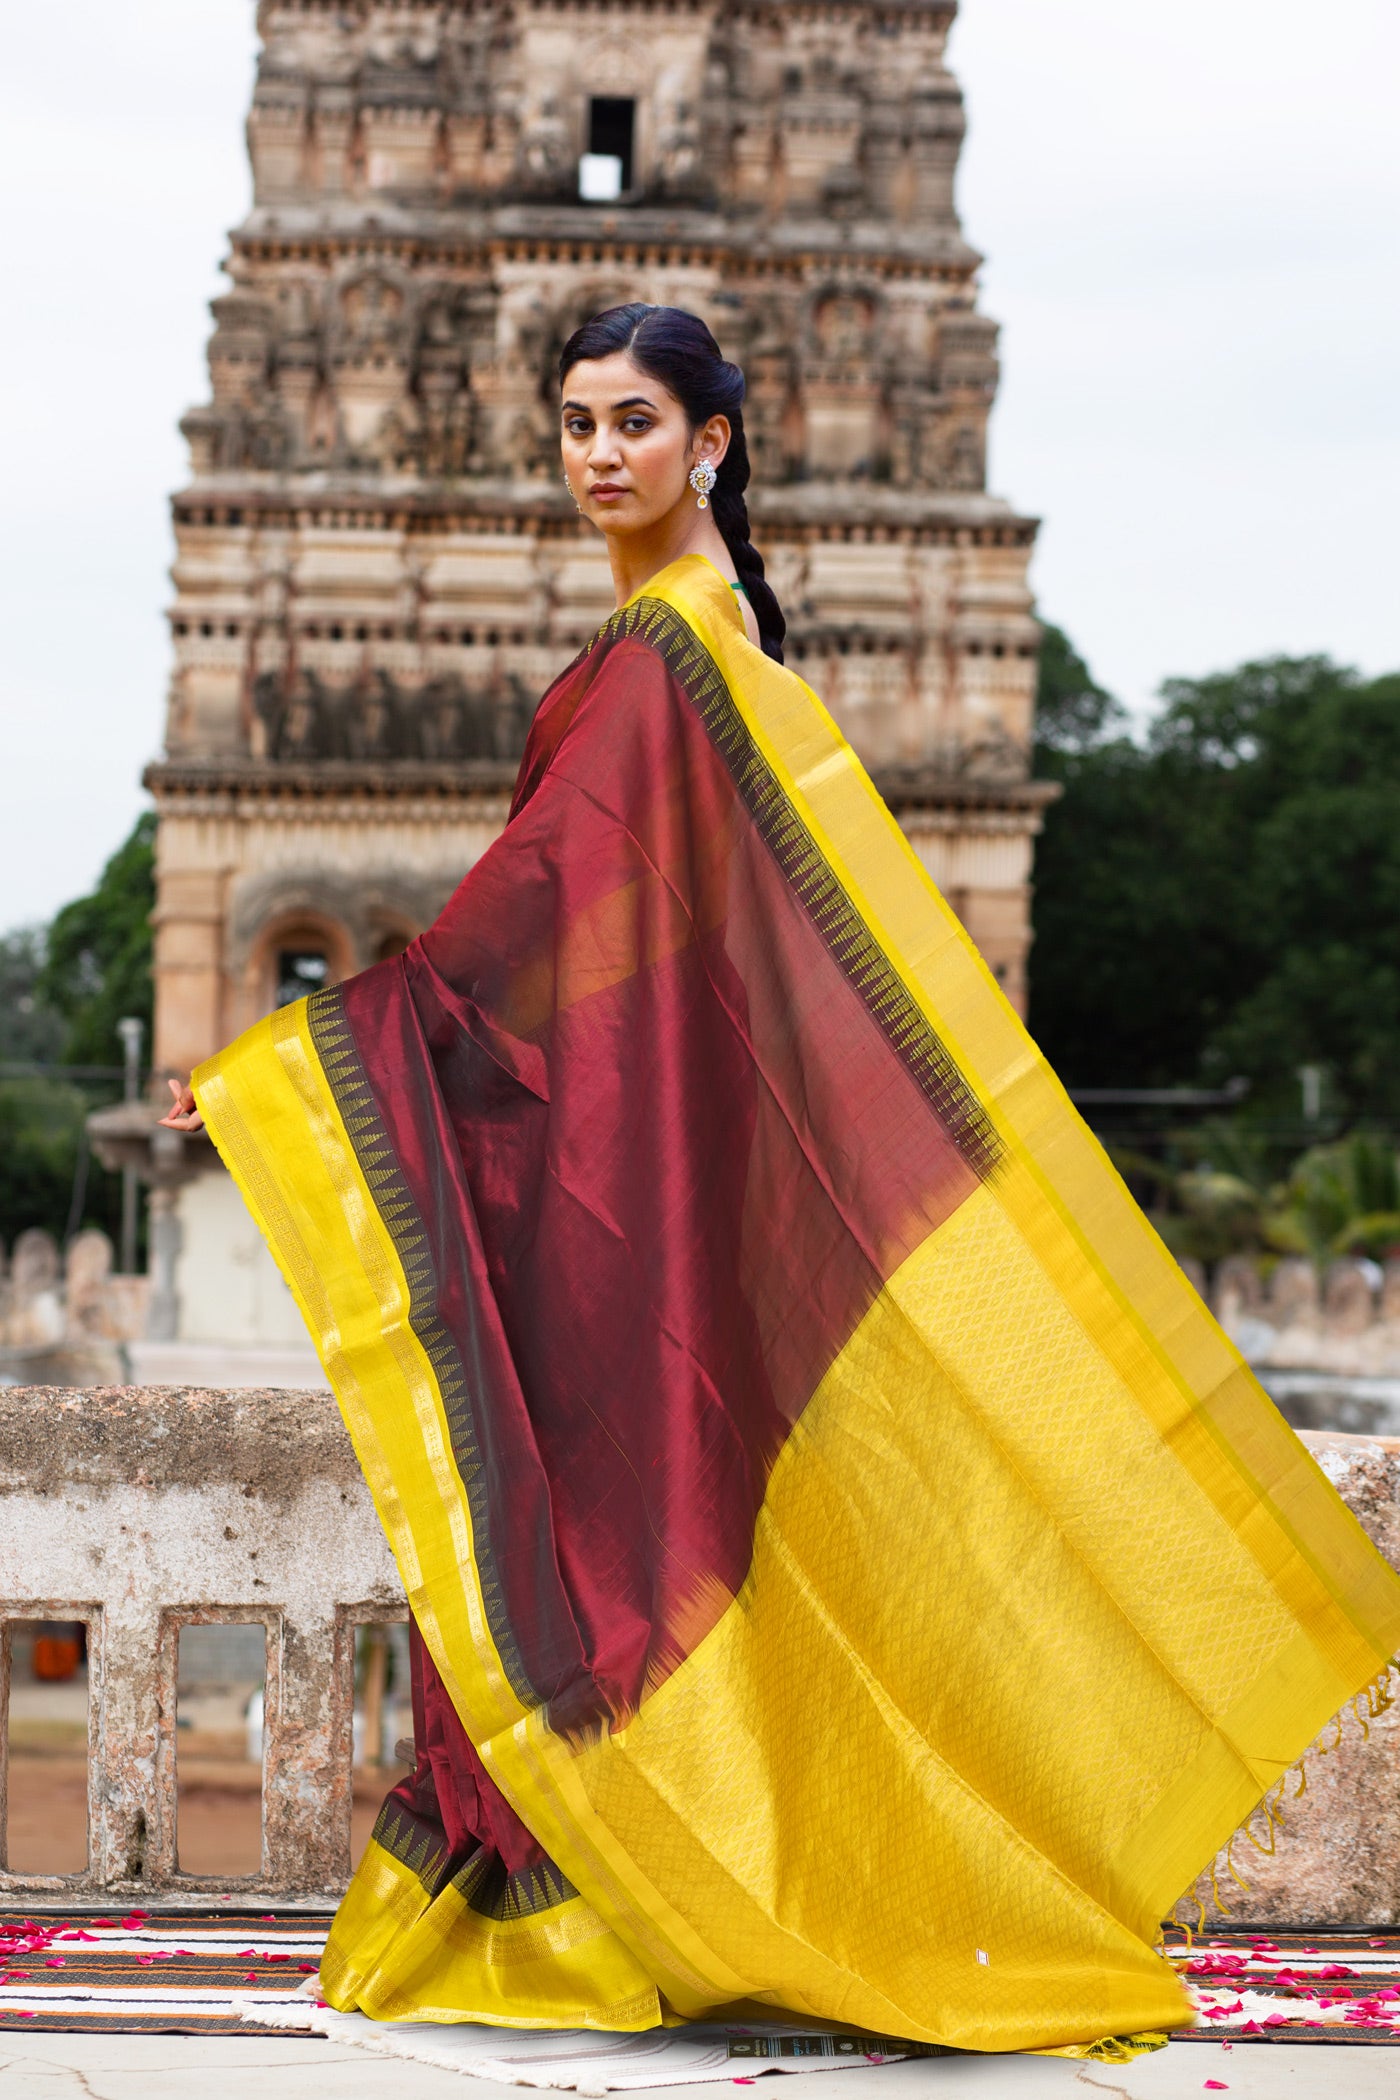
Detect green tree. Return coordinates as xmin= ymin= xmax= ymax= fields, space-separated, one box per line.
xmin=0 ymin=817 xmax=154 ymax=1252
xmin=36 ymin=812 xmax=155 ymax=1067
xmin=0 ymin=1078 xmax=110 ymax=1248
xmin=1028 ymin=644 xmax=1400 ymax=1121
xmin=1033 ymin=623 xmax=1126 ymax=755
xmin=1029 ymin=633 xmax=1250 ymax=1089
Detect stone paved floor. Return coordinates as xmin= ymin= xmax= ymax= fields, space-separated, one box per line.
xmin=0 ymin=2038 xmax=1388 ymax=2098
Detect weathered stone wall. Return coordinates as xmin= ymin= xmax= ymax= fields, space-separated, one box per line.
xmin=1187 ymin=1433 xmax=1400 ymax=1927
xmin=0 ymin=1386 xmax=400 ymax=1898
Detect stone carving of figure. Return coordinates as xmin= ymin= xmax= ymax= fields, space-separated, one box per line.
xmin=252 ymin=671 xmax=286 ymax=759
xmin=460 ymin=689 xmax=498 ymax=760
xmin=947 ymin=419 xmax=985 ymax=491
xmin=655 ymin=66 xmax=702 ymax=195
xmin=520 ymin=94 xmax=571 ymax=188
xmin=418 ymin=676 xmax=466 ymax=760
xmin=281 ymin=669 xmax=328 ymax=761
xmin=347 ymin=670 xmax=401 ymax=760
xmin=490 ymin=676 xmax=535 ymax=761
xmin=338 ymin=273 xmax=408 ymax=356
xmin=814 ymin=292 xmax=875 ymax=360
xmin=502 ymin=407 xmax=555 ymax=481
xmin=383 ymin=293 xmax=476 ymax=476
xmin=956 ymin=723 xmax=1030 ymax=787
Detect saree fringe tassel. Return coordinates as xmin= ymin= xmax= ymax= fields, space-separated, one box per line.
xmin=1167 ymin=1654 xmax=1400 ymax=1929
xmin=194 ymin=558 xmax=1400 ymax=2056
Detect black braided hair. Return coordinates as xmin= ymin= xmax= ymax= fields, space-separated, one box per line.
xmin=558 ymin=303 xmax=787 ymax=664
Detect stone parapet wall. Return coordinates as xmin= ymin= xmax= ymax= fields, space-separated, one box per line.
xmin=0 ymin=1385 xmax=400 ymax=1898
xmin=1 ymin=1389 xmax=1394 ymax=1919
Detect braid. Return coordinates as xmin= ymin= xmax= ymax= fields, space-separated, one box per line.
xmin=711 ymin=422 xmax=786 ymax=665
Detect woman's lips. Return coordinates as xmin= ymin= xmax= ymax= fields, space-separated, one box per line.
xmin=588 ymin=483 xmax=627 ymax=500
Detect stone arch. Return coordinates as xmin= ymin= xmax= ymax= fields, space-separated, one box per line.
xmin=228 ymin=873 xmax=359 ymax=1021
xmin=228 ymin=868 xmax=455 ymax=1017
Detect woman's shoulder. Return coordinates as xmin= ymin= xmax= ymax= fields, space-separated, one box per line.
xmin=507 ymin=611 xmax=689 ymax=819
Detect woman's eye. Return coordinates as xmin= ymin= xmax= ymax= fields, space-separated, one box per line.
xmin=564 ymin=418 xmax=591 ymax=436
xmin=622 ymin=417 xmax=652 ymax=434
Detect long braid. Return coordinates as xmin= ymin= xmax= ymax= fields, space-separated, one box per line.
xmin=711 ymin=420 xmax=786 ymax=665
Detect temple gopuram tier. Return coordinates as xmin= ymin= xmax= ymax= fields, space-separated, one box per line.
xmin=126 ymin=0 xmax=1050 ymax=1372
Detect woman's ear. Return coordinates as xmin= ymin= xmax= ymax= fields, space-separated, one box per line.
xmin=693 ymin=413 xmax=732 ymax=472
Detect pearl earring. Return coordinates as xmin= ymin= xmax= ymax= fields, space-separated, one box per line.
xmin=562 ymin=471 xmax=582 ymax=514
xmin=689 ymin=460 xmax=717 ymax=509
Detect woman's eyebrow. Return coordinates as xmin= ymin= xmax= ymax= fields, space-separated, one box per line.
xmin=612 ymin=396 xmax=657 ymax=411
xmin=560 ymin=399 xmax=592 ymax=414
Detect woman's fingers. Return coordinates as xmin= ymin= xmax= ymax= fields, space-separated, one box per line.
xmin=157 ymin=1078 xmax=205 ymax=1131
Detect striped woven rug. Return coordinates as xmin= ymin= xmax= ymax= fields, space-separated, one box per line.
xmin=0 ymin=1906 xmax=332 ymax=2034
xmin=2 ymin=1909 xmax=1396 ymax=2044
xmin=1165 ymin=1926 xmax=1400 ymax=2045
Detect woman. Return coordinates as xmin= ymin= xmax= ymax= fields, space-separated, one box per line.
xmin=162 ymin=306 xmax=1400 ymax=2054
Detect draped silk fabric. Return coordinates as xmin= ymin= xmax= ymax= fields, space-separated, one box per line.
xmin=195 ymin=556 xmax=1400 ymax=2055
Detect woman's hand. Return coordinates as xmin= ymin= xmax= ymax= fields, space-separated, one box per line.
xmin=159 ymin=1078 xmax=205 ymax=1132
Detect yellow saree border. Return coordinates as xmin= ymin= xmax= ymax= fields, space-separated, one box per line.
xmin=321 ymin=1841 xmax=662 ymax=2029
xmin=197 ymin=1000 xmax=524 ymax=1748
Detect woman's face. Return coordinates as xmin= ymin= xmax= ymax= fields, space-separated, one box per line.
xmin=560 ymin=352 xmax=729 ymax=536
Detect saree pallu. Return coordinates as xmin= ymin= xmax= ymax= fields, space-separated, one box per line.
xmin=195 ymin=555 xmax=1400 ymax=2055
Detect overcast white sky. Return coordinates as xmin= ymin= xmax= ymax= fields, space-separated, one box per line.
xmin=2 ymin=0 xmax=1397 ymax=930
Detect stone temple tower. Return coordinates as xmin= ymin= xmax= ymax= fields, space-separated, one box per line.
xmin=137 ymin=0 xmax=1047 ymax=1373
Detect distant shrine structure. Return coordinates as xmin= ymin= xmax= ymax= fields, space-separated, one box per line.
xmin=135 ymin=0 xmax=1048 ymax=1372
